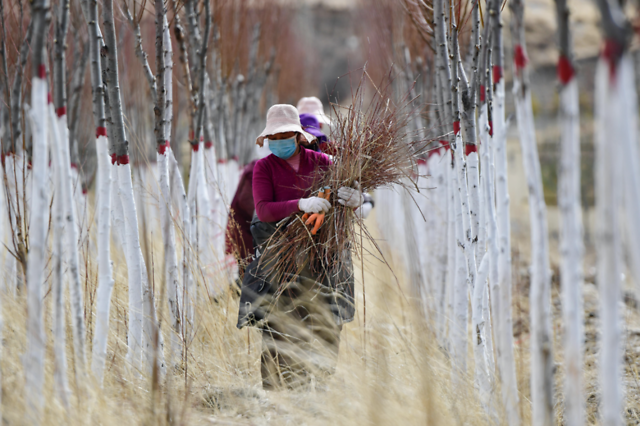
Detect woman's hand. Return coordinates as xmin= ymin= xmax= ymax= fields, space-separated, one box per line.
xmin=338 ymin=181 xmax=364 ymax=208
xmin=298 ymin=197 xmax=331 ymax=213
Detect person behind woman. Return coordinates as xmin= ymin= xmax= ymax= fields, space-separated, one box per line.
xmin=237 ymin=104 xmax=363 ymax=389
xmin=224 ymin=143 xmax=271 ymax=281
xmin=299 ymin=113 xmax=328 ymax=152
xmin=297 ymin=96 xmax=332 ymax=130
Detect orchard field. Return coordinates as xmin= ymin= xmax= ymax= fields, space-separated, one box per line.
xmin=0 ymin=0 xmax=639 ymax=425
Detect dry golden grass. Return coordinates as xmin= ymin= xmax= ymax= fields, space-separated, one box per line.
xmin=0 ymin=201 xmax=490 ymax=425
xmin=4 ymin=192 xmax=640 ymax=425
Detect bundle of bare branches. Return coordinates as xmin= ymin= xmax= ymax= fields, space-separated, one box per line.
xmin=259 ymin=71 xmax=429 ymax=295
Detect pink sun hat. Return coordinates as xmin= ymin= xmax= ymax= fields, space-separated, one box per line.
xmin=256 ymin=104 xmax=316 ymax=147
xmin=296 ymin=96 xmax=332 ymax=126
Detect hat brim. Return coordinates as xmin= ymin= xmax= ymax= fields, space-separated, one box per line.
xmin=315 ymin=112 xmax=332 ymax=126
xmin=304 ymin=126 xmax=327 ymax=141
xmin=256 ymin=123 xmax=316 ymax=147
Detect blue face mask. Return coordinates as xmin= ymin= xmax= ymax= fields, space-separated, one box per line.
xmin=268 ymin=137 xmax=297 ymax=159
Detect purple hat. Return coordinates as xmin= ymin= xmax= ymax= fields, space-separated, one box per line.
xmin=299 ymin=113 xmax=327 ymax=143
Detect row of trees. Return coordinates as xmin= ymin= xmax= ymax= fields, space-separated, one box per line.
xmin=372 ymin=0 xmax=640 ymax=424
xmin=0 ymin=0 xmax=306 ymax=422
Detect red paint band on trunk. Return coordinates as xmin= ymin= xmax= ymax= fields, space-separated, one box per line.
xmin=492 ymin=65 xmax=503 ymax=84
xmin=96 ymin=127 xmax=107 ymax=138
xmin=82 ymin=187 xmax=88 ymax=195
xmin=56 ymin=106 xmax=67 ymax=117
xmin=117 ymin=155 xmax=130 ymax=165
xmin=440 ymin=140 xmax=450 ymax=151
xmin=0 ymin=151 xmax=12 ymax=166
xmin=47 ymin=93 xmax=52 ymax=104
xmin=602 ymin=39 xmax=623 ymax=81
xmin=453 ymin=121 xmax=461 ymax=135
xmin=70 ymin=163 xmax=78 ymax=169
xmin=488 ymin=121 xmax=493 ymax=137
xmin=417 ymin=158 xmax=427 ymax=165
xmin=232 ymin=156 xmax=239 ymax=162
xmin=218 ymin=159 xmax=227 ymax=164
xmin=110 ymin=153 xmax=117 ymax=165
xmin=192 ymin=143 xmax=199 ymax=152
xmin=189 ymin=129 xmax=195 ymax=140
xmin=205 ymin=141 xmax=213 ymax=149
xmin=200 ymin=136 xmax=204 ymax=142
xmin=158 ymin=140 xmax=170 ymax=155
xmin=514 ymin=44 xmax=528 ymax=70
xmin=465 ymin=144 xmax=478 ymax=156
xmin=480 ymin=84 xmax=486 ymax=103
xmin=557 ymin=55 xmax=575 ymax=84
xmin=38 ymin=64 xmax=46 ymax=79
xmin=428 ymin=148 xmax=441 ymax=159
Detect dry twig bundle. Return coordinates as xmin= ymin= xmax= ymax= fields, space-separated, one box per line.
xmin=260 ymin=71 xmax=429 ymax=295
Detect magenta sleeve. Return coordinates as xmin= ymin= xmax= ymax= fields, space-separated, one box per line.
xmin=252 ymin=161 xmax=300 ymax=222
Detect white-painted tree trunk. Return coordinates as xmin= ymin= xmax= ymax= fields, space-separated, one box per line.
xmin=428 ymin=149 xmax=449 ymax=342
xmin=118 ymin=163 xmax=145 ymax=373
xmin=52 ymin=108 xmax=87 ymax=383
xmin=110 ymin=165 xmax=165 ymax=375
xmin=445 ymin=150 xmax=456 ymax=353
xmin=216 ymin=158 xmax=231 ymax=259
xmin=618 ymin=56 xmax=640 ymax=321
xmin=189 ymin=141 xmax=216 ymax=297
xmin=493 ymin=78 xmax=521 ymax=425
xmin=481 ymin=115 xmax=501 ymax=411
xmin=478 ymin=106 xmax=496 ymax=376
xmin=196 ymin=147 xmax=214 ymax=292
xmin=402 ymin=185 xmax=425 ymax=307
xmin=159 ymin=14 xmax=183 ymax=356
xmin=70 ymin=165 xmax=87 ymax=245
xmin=91 ymin=134 xmax=115 ymax=384
xmin=24 ymin=75 xmax=48 ymax=422
xmin=513 ymin=62 xmax=555 ymax=426
xmin=158 ymin=147 xmax=180 ymax=343
xmin=187 ymin=146 xmax=199 ymax=258
xmin=595 ymin=53 xmax=625 ymax=426
xmin=204 ymin=146 xmax=224 ymax=262
xmin=49 ymin=108 xmax=83 ymax=405
xmin=467 ymin=149 xmax=481 ymax=262
xmin=51 ymin=139 xmax=70 ymax=409
xmin=450 ymin=157 xmax=468 ymax=378
xmin=3 ymin=153 xmax=22 ymax=295
xmin=455 ymin=133 xmax=490 ymax=405
xmin=157 ymin=148 xmax=180 ymax=340
xmin=125 ymin=171 xmax=164 ymax=373
xmin=419 ymin=160 xmax=434 ymax=317
xmin=170 ymin=152 xmax=193 ymax=331
xmin=141 ymin=239 xmax=164 ymax=374
xmin=225 ymin=158 xmax=240 ymax=206
xmin=558 ymin=76 xmax=585 ymax=426
xmin=414 ymin=160 xmax=431 ymax=314
xmin=477 ymin=108 xmax=488 ymax=257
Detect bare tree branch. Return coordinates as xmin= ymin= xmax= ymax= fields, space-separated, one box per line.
xmin=124 ymin=3 xmax=157 ymax=104
xmin=193 ymin=0 xmax=211 ymax=145
xmin=103 ymin=0 xmax=129 ymax=157
xmin=153 ymin=0 xmax=166 ymax=149
xmin=53 ymin=0 xmax=71 ymax=113
xmin=10 ymin=21 xmax=33 ymax=151
xmin=68 ymin=42 xmax=89 ymax=166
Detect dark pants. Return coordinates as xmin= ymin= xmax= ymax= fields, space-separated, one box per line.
xmin=259 ymin=276 xmax=343 ymax=389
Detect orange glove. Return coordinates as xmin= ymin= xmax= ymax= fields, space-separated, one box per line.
xmin=303 ymin=187 xmax=331 ymax=235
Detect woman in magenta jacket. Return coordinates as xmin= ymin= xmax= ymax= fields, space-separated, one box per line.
xmin=237 ymin=104 xmax=363 ymax=389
